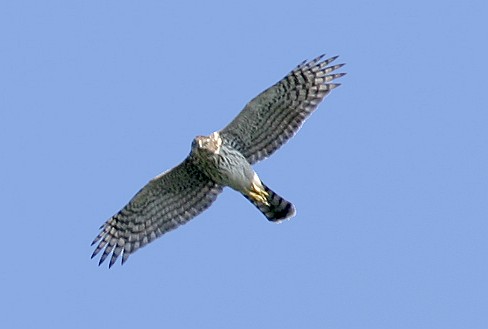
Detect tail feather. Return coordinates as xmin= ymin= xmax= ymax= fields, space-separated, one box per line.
xmin=245 ymin=183 xmax=296 ymax=222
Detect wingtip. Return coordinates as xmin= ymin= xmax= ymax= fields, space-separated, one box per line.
xmin=98 ymin=252 xmax=109 ymax=266
xmin=295 ymin=54 xmax=344 ymax=72
xmin=121 ymin=253 xmax=129 ymax=265
xmin=109 ymin=253 xmax=119 ymax=268
xmin=315 ymin=53 xmax=327 ymax=61
xmin=329 ymin=55 xmax=340 ymax=62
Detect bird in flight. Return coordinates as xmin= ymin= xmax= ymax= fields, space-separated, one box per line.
xmin=91 ymin=54 xmax=346 ymax=267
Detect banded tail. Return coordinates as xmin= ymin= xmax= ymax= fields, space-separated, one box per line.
xmin=245 ymin=183 xmax=296 ymax=222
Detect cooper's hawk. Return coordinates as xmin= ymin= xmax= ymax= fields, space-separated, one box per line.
xmin=92 ymin=54 xmax=345 ymax=267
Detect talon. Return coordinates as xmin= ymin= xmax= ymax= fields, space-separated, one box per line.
xmin=249 ymin=183 xmax=269 ymax=205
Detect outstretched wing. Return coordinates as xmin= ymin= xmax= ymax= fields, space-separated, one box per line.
xmin=91 ymin=157 xmax=222 ymax=268
xmin=220 ymin=55 xmax=345 ymax=164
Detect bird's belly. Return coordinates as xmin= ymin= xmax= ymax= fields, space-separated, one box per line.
xmin=205 ymin=156 xmax=254 ymax=193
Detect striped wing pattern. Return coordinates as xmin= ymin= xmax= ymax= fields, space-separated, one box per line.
xmin=91 ymin=157 xmax=222 ymax=267
xmin=91 ymin=54 xmax=345 ymax=267
xmin=220 ymin=55 xmax=345 ymax=164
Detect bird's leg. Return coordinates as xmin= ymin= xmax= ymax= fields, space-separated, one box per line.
xmin=248 ymin=179 xmax=270 ymax=206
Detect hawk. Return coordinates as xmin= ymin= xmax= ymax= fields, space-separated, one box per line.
xmin=92 ymin=54 xmax=345 ymax=267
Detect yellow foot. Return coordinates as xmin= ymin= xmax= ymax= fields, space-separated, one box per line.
xmin=249 ymin=182 xmax=269 ymax=206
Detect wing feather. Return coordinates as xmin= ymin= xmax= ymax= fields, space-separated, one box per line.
xmin=220 ymin=54 xmax=345 ymax=164
xmin=91 ymin=157 xmax=222 ymax=267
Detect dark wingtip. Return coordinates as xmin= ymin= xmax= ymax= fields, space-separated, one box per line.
xmin=315 ymin=53 xmax=327 ymax=61
xmin=334 ymin=72 xmax=347 ymax=79
xmin=121 ymin=252 xmax=129 ymax=265
xmin=328 ymin=83 xmax=342 ymax=89
xmin=98 ymin=251 xmax=109 ymax=266
xmin=109 ymin=254 xmax=118 ymax=268
xmin=329 ymin=55 xmax=339 ymax=62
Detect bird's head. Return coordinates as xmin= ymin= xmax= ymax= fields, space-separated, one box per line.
xmin=192 ymin=131 xmax=222 ymax=155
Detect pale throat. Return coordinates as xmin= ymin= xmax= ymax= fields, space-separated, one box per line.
xmin=204 ymin=131 xmax=222 ymax=155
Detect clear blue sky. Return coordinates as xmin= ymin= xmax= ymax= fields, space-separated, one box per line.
xmin=1 ymin=1 xmax=487 ymax=328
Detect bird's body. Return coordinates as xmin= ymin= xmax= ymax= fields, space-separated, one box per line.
xmin=191 ymin=132 xmax=254 ymax=194
xmin=191 ymin=132 xmax=295 ymax=221
xmin=92 ymin=54 xmax=346 ymax=267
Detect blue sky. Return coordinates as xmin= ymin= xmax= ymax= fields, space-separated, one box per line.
xmin=1 ymin=1 xmax=487 ymax=328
